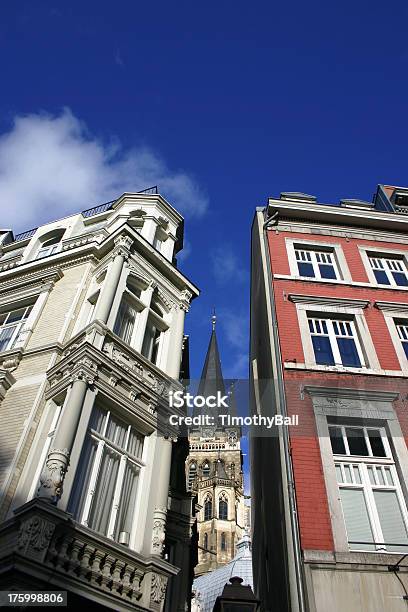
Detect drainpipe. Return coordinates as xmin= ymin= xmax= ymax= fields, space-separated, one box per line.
xmin=262 ymin=210 xmax=306 ymax=612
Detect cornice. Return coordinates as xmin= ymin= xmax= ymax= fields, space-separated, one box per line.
xmin=375 ymin=301 xmax=408 ymax=313
xmin=304 ymin=385 xmax=399 ymax=402
xmin=288 ymin=294 xmax=369 ymax=309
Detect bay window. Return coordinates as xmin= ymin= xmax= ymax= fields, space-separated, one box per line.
xmin=69 ymin=406 xmax=144 ymax=544
xmin=0 ymin=305 xmax=33 ymax=352
xmin=308 ymin=316 xmax=365 ymax=368
xmin=330 ymin=424 xmax=408 ymax=552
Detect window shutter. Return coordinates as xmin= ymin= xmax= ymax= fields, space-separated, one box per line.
xmin=340 ymin=489 xmax=375 ymax=550
xmin=374 ymin=490 xmax=408 ymax=552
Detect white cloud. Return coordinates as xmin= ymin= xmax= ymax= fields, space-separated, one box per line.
xmin=222 ymin=309 xmax=248 ymax=351
xmin=211 ymin=245 xmax=246 ymax=284
xmin=0 ymin=109 xmax=208 ymax=230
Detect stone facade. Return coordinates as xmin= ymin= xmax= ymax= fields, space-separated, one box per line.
xmin=0 ymin=192 xmax=199 ymax=611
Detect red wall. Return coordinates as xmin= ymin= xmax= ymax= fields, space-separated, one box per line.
xmin=267 ymin=229 xmax=408 ymax=552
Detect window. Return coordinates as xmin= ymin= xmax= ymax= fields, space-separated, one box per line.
xmin=369 ymin=256 xmax=408 ymax=287
xmin=308 ymin=316 xmax=365 ymax=367
xmin=202 ymin=462 xmax=210 ymax=477
xmin=188 ymin=462 xmax=197 ymax=490
xmin=203 ymin=532 xmax=208 ymax=550
xmin=330 ymin=424 xmax=408 ymax=552
xmin=141 ymin=318 xmax=162 ymax=365
xmin=396 ymin=320 xmax=408 ymax=359
xmin=221 ymin=532 xmax=227 ymax=551
xmin=0 ymin=305 xmax=32 ymax=352
xmin=295 ymin=247 xmax=338 ymax=280
xmin=114 ymin=299 xmax=138 ymax=344
xmin=219 ymin=493 xmax=228 ymax=520
xmin=204 ymin=495 xmax=212 ymax=521
xmin=36 ymin=235 xmax=63 ymax=260
xmin=69 ymin=406 xmax=144 ymax=543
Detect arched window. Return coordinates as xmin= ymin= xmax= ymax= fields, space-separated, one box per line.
xmin=35 ymin=231 xmax=64 ymax=260
xmin=204 ymin=495 xmax=212 ymax=521
xmin=203 ymin=532 xmax=208 ymax=550
xmin=219 ymin=492 xmax=228 ymax=520
xmin=188 ymin=463 xmax=197 ymax=490
xmin=202 ymin=462 xmax=210 ymax=478
xmin=221 ymin=532 xmax=227 ymax=551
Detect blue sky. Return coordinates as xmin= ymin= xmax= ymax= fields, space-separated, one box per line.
xmin=1 ymin=2 xmax=408 ymax=488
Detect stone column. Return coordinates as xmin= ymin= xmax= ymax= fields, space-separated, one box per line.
xmin=94 ymin=234 xmax=133 ymax=324
xmin=37 ymin=364 xmax=97 ymax=504
xmin=151 ymin=437 xmax=173 ymax=556
xmin=166 ymin=306 xmax=186 ymax=379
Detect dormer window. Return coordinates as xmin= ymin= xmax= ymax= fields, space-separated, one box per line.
xmin=35 ymin=231 xmax=64 ymax=260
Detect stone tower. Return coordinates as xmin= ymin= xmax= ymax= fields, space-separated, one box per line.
xmin=186 ymin=315 xmax=245 ymax=576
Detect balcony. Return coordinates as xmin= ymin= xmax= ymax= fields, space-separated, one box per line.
xmin=0 ymin=498 xmax=177 ymax=611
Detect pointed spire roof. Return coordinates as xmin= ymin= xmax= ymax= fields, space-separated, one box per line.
xmin=197 ymin=311 xmax=226 ymax=399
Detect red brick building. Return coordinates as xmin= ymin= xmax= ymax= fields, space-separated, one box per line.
xmin=250 ymin=186 xmax=408 ymax=612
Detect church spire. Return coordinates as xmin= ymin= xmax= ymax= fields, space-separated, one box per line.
xmin=197 ymin=312 xmax=226 ymax=399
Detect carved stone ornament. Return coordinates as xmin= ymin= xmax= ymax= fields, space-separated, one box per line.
xmin=17 ymin=516 xmax=55 ymax=559
xmin=37 ymin=448 xmax=70 ymax=501
xmin=150 ymin=573 xmax=168 ymax=604
xmin=114 ymin=234 xmax=134 ymax=257
xmin=151 ymin=507 xmax=167 ymax=555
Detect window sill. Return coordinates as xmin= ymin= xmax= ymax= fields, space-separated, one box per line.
xmin=283 ymin=362 xmax=405 ymax=377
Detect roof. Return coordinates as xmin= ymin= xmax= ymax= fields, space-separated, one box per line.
xmin=192 ymin=533 xmax=253 ymax=612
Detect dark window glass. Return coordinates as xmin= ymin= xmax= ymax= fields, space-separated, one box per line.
xmin=403 ymin=343 xmax=408 ymax=359
xmin=392 ymin=272 xmax=408 ymax=287
xmin=346 ymin=428 xmax=369 ymax=456
xmin=337 ymin=338 xmax=361 ymax=367
xmin=219 ymin=499 xmax=228 ymax=520
xmin=204 ymin=499 xmax=212 ymax=521
xmin=311 ymin=336 xmax=335 ymax=365
xmin=329 ymin=427 xmax=346 ymax=454
xmin=368 ymin=430 xmax=386 ymax=457
xmin=373 ymin=269 xmax=390 ymax=285
xmin=298 ymin=262 xmax=315 ymax=277
xmin=319 ymin=264 xmax=337 ymax=279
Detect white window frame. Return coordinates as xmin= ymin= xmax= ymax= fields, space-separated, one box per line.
xmin=0 ymin=305 xmax=33 ymax=353
xmin=331 ymin=424 xmax=408 ymax=552
xmin=307 ymin=386 xmax=408 ymax=555
xmin=308 ymin=317 xmax=365 ymax=368
xmin=78 ymin=409 xmax=145 ymax=542
xmin=359 ymin=246 xmax=408 ymax=289
xmin=290 ymin=295 xmax=380 ymax=372
xmin=286 ymin=238 xmax=352 ymax=282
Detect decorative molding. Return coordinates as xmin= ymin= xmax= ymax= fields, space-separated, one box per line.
xmin=113 ymin=234 xmax=134 ymax=258
xmin=288 ymin=294 xmax=369 ymax=309
xmin=17 ymin=516 xmax=55 ymax=561
xmin=151 ymin=507 xmax=167 ymax=555
xmin=0 ymin=368 xmax=16 ymax=399
xmin=150 ymin=572 xmax=168 ymax=604
xmin=375 ymin=301 xmax=408 ymax=314
xmin=304 ymin=385 xmax=399 ymax=403
xmin=37 ymin=448 xmax=70 ymax=501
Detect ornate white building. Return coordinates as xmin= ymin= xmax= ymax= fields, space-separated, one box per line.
xmin=0 ymin=189 xmax=198 ymax=611
xmin=186 ymin=319 xmax=246 ymax=577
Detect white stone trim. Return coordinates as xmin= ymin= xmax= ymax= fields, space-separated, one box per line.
xmin=292 ymin=297 xmax=380 ymax=371
xmin=305 ymin=386 xmax=408 ymax=554
xmin=285 ymin=238 xmax=352 ymax=282
xmin=359 ymin=245 xmax=408 ymax=288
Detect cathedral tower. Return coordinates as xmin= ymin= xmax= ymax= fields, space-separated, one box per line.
xmin=186 ymin=315 xmax=245 ymax=576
